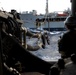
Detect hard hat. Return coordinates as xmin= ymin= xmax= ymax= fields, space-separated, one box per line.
xmin=64 ymin=15 xmax=76 ymax=30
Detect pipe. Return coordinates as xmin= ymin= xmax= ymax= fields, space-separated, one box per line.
xmin=71 ymin=0 xmax=76 ymax=16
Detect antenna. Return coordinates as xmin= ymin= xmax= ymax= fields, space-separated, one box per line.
xmin=45 ymin=0 xmax=50 ymax=31
xmin=45 ymin=0 xmax=49 ymax=17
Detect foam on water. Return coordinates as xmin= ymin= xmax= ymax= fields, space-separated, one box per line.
xmin=27 ymin=31 xmax=64 ymax=62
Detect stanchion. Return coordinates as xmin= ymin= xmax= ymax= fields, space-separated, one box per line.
xmin=71 ymin=0 xmax=76 ymax=16
xmin=0 ymin=21 xmax=3 ymax=75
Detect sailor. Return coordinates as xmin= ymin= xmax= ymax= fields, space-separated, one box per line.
xmin=58 ymin=15 xmax=76 ymax=59
xmin=50 ymin=14 xmax=76 ymax=75
xmin=57 ymin=13 xmax=76 ymax=75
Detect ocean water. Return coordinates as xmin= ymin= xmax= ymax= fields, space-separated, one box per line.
xmin=26 ymin=31 xmax=65 ymax=62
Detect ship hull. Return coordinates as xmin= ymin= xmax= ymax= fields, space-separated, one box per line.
xmin=23 ymin=21 xmax=66 ymax=31
xmin=20 ymin=14 xmax=66 ymax=31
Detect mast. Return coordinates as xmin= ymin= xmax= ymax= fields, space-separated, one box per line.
xmin=45 ymin=0 xmax=50 ymax=31
xmin=45 ymin=0 xmax=49 ymax=17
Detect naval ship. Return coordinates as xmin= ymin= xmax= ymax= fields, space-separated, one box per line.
xmin=20 ymin=9 xmax=71 ymax=31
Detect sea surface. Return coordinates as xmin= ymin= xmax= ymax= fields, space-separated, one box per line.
xmin=26 ymin=31 xmax=65 ymax=62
